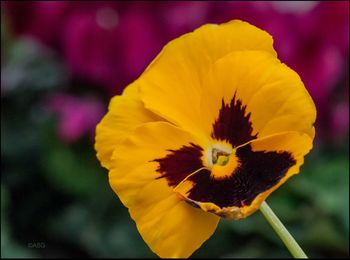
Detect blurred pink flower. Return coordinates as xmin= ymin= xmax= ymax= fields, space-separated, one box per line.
xmin=157 ymin=1 xmax=211 ymax=39
xmin=3 ymin=1 xmax=70 ymax=47
xmin=331 ymin=101 xmax=349 ymax=142
xmin=45 ymin=93 xmax=105 ymax=143
xmin=62 ymin=4 xmax=161 ymax=95
xmin=4 ymin=1 xmax=161 ymax=95
xmin=329 ymin=78 xmax=349 ymax=143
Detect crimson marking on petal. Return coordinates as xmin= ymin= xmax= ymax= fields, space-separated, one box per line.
xmin=187 ymin=144 xmax=296 ymax=208
xmin=211 ymin=93 xmax=257 ymax=147
xmin=153 ymin=143 xmax=204 ymax=187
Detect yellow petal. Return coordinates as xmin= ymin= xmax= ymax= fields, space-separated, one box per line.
xmin=95 ymin=81 xmax=163 ymax=169
xmin=200 ymin=50 xmax=316 ymax=143
xmin=109 ymin=122 xmax=219 ymax=258
xmin=174 ymin=131 xmax=313 ymax=220
xmin=139 ymin=20 xmax=277 ymax=141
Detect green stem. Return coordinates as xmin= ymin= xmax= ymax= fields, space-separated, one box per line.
xmin=260 ymin=201 xmax=308 ymax=258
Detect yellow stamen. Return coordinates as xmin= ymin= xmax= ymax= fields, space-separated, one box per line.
xmin=211 ymin=153 xmax=240 ymax=180
xmin=216 ymin=155 xmax=229 ymax=166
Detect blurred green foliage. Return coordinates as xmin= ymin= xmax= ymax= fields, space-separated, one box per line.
xmin=1 ymin=15 xmax=349 ymax=259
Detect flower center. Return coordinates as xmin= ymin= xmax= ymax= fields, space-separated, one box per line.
xmin=204 ymin=142 xmax=233 ymax=168
xmin=211 ymin=153 xmax=240 ymax=180
xmin=212 ymin=148 xmax=230 ymax=165
xmin=203 ymin=142 xmax=240 ymax=179
xmin=216 ymin=154 xmax=229 ymax=166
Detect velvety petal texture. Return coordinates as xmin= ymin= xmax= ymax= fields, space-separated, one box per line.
xmin=95 ymin=19 xmax=316 ymax=258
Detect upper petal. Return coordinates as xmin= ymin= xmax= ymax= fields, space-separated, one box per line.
xmin=200 ymin=50 xmax=316 ymax=143
xmin=138 ymin=20 xmax=277 ymax=140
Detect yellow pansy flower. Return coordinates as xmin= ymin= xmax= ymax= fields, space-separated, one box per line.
xmin=95 ymin=20 xmax=316 ymax=258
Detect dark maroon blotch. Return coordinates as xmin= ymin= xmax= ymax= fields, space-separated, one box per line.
xmin=187 ymin=144 xmax=296 ymax=208
xmin=211 ymin=94 xmax=257 ymax=147
xmin=153 ymin=143 xmax=204 ymax=187
xmin=152 ymin=93 xmax=295 ymax=209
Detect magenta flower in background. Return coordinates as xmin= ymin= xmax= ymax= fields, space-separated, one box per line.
xmin=3 ymin=1 xmax=162 ymax=95
xmin=3 ymin=1 xmax=70 ymax=47
xmin=62 ymin=4 xmax=161 ymax=95
xmin=157 ymin=1 xmax=212 ymax=39
xmin=331 ymin=99 xmax=349 ymax=143
xmin=45 ymin=93 xmax=104 ymax=143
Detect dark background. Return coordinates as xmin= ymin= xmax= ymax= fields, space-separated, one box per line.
xmin=1 ymin=1 xmax=349 ymax=258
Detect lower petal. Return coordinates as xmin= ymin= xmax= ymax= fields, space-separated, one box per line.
xmin=175 ymin=131 xmax=313 ymax=219
xmin=109 ymin=122 xmax=219 ymax=258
